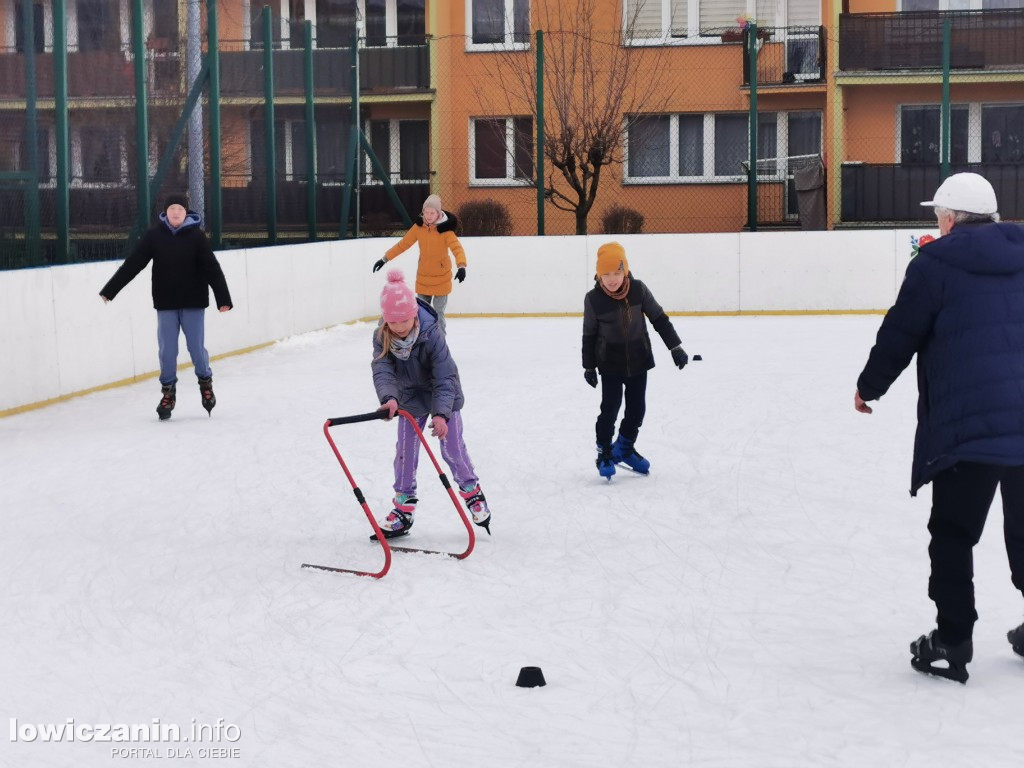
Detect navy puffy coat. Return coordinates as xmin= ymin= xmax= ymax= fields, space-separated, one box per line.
xmin=371 ymin=300 xmax=464 ymax=420
xmin=857 ymin=221 xmax=1024 ymax=495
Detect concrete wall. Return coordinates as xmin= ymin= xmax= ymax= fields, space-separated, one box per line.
xmin=0 ymin=229 xmax=929 ymax=413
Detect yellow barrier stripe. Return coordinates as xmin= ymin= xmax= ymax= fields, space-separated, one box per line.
xmin=3 ymin=309 xmax=887 ymax=418
xmin=0 ymin=342 xmax=273 ymax=419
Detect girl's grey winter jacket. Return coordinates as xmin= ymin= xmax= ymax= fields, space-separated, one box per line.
xmin=582 ymin=276 xmax=682 ymax=378
xmin=372 ymin=300 xmax=465 ymax=420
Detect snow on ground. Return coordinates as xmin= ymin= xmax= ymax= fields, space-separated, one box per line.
xmin=2 ymin=315 xmax=1023 ymax=767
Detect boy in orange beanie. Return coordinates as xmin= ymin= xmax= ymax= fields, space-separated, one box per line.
xmin=582 ymin=242 xmax=689 ymax=479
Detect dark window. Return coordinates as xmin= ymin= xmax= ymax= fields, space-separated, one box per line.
xmin=714 ymin=114 xmax=748 ymax=177
xmin=901 ymin=105 xmax=969 ymax=165
xmin=369 ymin=120 xmax=392 ymax=180
xmin=152 ymin=0 xmax=178 ymax=40
xmin=982 ymin=104 xmax=1024 ymax=163
xmin=289 ymin=0 xmax=307 ymax=48
xmin=474 ymin=119 xmax=507 ymax=178
xmin=628 ymin=115 xmax=670 ymax=177
xmin=758 ymin=112 xmax=778 ymax=166
xmin=472 ymin=0 xmax=529 ymax=44
xmin=79 ymin=127 xmax=120 ymax=183
xmin=365 ymin=0 xmax=388 ymax=46
xmin=77 ymin=0 xmax=118 ymax=52
xmin=250 ymin=119 xmax=287 ymax=179
xmin=513 ymin=116 xmax=533 ymax=179
xmin=15 ymin=2 xmax=45 ymax=54
xmin=250 ymin=0 xmax=282 ymax=49
xmin=316 ymin=0 xmax=357 ymax=48
xmin=397 ymin=0 xmax=426 ymax=46
xmin=788 ymin=112 xmax=822 ymax=159
xmin=679 ymin=115 xmax=703 ymax=177
xmin=399 ymin=121 xmax=429 ymax=180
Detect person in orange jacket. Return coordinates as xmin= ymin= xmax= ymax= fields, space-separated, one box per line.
xmin=372 ymin=194 xmax=466 ymax=334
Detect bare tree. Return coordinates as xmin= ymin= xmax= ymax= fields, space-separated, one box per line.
xmin=478 ymin=0 xmax=676 ymax=234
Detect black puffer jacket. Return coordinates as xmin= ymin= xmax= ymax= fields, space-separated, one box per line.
xmin=100 ymin=213 xmax=232 ymax=311
xmin=582 ymin=276 xmax=681 ymax=377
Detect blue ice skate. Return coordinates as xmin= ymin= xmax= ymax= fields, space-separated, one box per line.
xmin=611 ymin=436 xmax=650 ymax=475
xmin=596 ymin=444 xmax=616 ymax=481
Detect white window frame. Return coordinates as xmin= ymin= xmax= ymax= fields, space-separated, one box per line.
xmin=899 ymin=1 xmax=992 ymax=10
xmin=361 ymin=119 xmax=430 ymax=184
xmin=2 ymin=0 xmax=55 ymax=52
xmin=897 ymin=101 xmax=1024 ymax=163
xmin=622 ymin=0 xmax=766 ymax=47
xmin=468 ymin=116 xmax=533 ymax=186
xmin=465 ymin=0 xmax=530 ymax=52
xmin=623 ymin=110 xmax=821 ymax=184
xmin=71 ymin=124 xmax=128 ymax=188
xmin=66 ymin=0 xmax=131 ymax=55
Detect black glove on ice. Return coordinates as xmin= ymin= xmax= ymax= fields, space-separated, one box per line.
xmin=455 ymin=267 xmax=466 ymax=283
xmin=671 ymin=347 xmax=689 ymax=370
xmin=372 ymin=258 xmax=386 ymax=273
xmin=584 ymin=369 xmax=598 ymax=388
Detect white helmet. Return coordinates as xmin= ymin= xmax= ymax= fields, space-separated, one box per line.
xmin=920 ymin=172 xmax=998 ymax=215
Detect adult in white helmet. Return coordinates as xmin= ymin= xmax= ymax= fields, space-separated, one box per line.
xmin=854 ymin=172 xmax=1024 ymax=683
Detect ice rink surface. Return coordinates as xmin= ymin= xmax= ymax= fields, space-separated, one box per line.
xmin=2 ymin=315 xmax=1023 ymax=767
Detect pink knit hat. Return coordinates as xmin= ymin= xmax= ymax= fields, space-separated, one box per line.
xmin=380 ymin=269 xmax=418 ymax=323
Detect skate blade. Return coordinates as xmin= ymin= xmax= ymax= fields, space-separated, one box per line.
xmin=615 ymin=463 xmax=649 ymax=475
xmin=910 ymin=656 xmax=969 ymax=684
xmin=370 ymin=528 xmax=411 ymax=541
xmin=474 ymin=517 xmax=492 ymax=536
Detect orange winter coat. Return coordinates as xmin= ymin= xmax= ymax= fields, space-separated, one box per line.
xmin=383 ymin=212 xmax=466 ymax=297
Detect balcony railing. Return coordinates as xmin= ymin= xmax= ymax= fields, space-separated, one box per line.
xmin=841 ymin=163 xmax=1024 ymax=223
xmin=219 ymin=38 xmax=430 ymax=98
xmin=839 ymin=9 xmax=1024 ymax=71
xmin=742 ymin=26 xmax=825 ymax=86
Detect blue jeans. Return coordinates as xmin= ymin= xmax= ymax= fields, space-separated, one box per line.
xmin=157 ymin=308 xmax=212 ymax=386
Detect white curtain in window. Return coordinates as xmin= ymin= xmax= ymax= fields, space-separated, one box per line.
xmin=754 ymin=0 xmax=777 ymax=27
xmin=700 ymin=0 xmax=745 ymax=33
xmin=626 ymin=0 xmax=663 ymax=38
xmin=670 ymin=0 xmax=689 ymax=37
xmin=787 ymin=0 xmax=819 ymax=26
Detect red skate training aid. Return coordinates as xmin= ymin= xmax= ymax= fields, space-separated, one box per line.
xmin=302 ymin=409 xmax=476 ymax=578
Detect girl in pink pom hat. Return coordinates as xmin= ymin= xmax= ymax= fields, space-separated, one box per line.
xmin=370 ymin=269 xmax=492 ymax=538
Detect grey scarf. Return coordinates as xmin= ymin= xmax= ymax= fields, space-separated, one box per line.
xmin=390 ymin=323 xmax=420 ymax=360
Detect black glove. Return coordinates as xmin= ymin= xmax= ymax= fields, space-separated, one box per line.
xmin=455 ymin=267 xmax=466 ymax=283
xmin=372 ymin=258 xmax=387 ymax=273
xmin=584 ymin=369 xmax=598 ymax=388
xmin=671 ymin=347 xmax=689 ymax=370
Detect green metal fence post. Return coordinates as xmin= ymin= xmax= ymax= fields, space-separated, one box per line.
xmin=22 ymin=0 xmax=40 ymax=264
xmin=536 ymin=29 xmax=545 ymax=236
xmin=208 ymin=0 xmax=223 ymax=249
xmin=304 ymin=20 xmax=317 ymax=242
xmin=53 ymin=0 xmax=70 ymax=262
xmin=131 ymin=0 xmax=151 ymax=232
xmin=747 ymin=23 xmax=759 ymax=233
xmin=263 ymin=5 xmax=277 ymax=245
xmin=338 ymin=124 xmax=359 ymax=239
xmin=941 ymin=16 xmax=952 ymax=182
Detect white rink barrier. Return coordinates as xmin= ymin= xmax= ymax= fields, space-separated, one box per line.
xmin=0 ymin=229 xmax=930 ymax=413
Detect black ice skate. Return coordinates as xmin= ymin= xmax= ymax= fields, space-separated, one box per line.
xmin=156 ymin=384 xmax=176 ymax=421
xmin=910 ymin=630 xmax=973 ymax=684
xmin=198 ymin=376 xmax=215 ymax=415
xmin=1009 ymin=622 xmax=1024 ymax=658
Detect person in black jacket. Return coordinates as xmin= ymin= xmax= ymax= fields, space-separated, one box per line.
xmin=100 ymin=194 xmax=233 ymax=420
xmin=854 ymin=172 xmax=1024 ymax=683
xmin=582 ymin=242 xmax=688 ymax=479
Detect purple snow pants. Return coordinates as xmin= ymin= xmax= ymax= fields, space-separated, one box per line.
xmin=393 ymin=410 xmax=478 ymax=495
